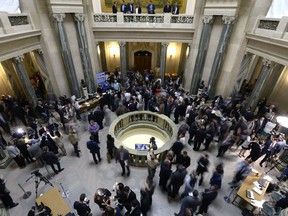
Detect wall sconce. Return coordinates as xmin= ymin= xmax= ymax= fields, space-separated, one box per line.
xmin=168 ymin=46 xmax=176 ymax=58
xmin=97 ymin=44 xmax=101 ymax=55
xmin=186 ymin=45 xmax=190 ymax=57
xmin=110 ymin=45 xmax=118 ymax=57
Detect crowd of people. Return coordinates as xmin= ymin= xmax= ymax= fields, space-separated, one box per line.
xmin=0 ymin=67 xmax=288 ymax=215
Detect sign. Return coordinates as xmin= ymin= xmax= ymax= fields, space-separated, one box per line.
xmin=135 ymin=144 xmax=150 ymax=151
xmin=96 ymin=72 xmax=106 ymax=85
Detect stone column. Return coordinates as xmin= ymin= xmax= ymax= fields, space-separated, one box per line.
xmin=33 ymin=49 xmax=54 ymax=95
xmin=246 ymin=55 xmax=259 ymax=82
xmin=207 ymin=16 xmax=236 ymax=98
xmin=190 ymin=15 xmax=214 ymax=94
xmin=262 ymin=63 xmax=284 ymax=99
xmin=160 ymin=42 xmax=168 ymax=82
xmin=231 ymin=53 xmax=253 ymax=96
xmin=12 ymin=56 xmax=38 ymax=108
xmin=75 ymin=13 xmax=96 ymax=94
xmin=247 ymin=59 xmax=273 ymax=110
xmin=119 ymin=42 xmax=127 ymax=86
xmin=52 ymin=13 xmax=81 ymax=98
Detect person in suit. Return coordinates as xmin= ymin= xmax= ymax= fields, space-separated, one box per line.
xmin=73 ymin=193 xmax=91 ymax=216
xmin=163 ymin=2 xmax=172 ymax=13
xmin=172 ymin=2 xmax=179 ymax=15
xmin=135 ymin=3 xmax=142 ymax=14
xmin=121 ymin=0 xmax=127 ymax=13
xmin=146 ymin=0 xmax=155 ymax=14
xmin=112 ymin=1 xmax=118 ymax=13
xmin=174 ymin=190 xmax=201 ymax=215
xmin=117 ymin=145 xmax=130 ymax=176
xmin=0 ymin=178 xmax=19 ymax=209
xmin=124 ymin=186 xmax=137 ymax=214
xmin=197 ymin=185 xmax=218 ymax=215
xmin=41 ymin=146 xmax=64 ymax=175
xmin=86 ymin=135 xmax=102 ymax=164
xmin=126 ymin=0 xmax=134 ymax=13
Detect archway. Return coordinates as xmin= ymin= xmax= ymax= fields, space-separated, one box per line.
xmin=134 ymin=51 xmax=152 ymax=74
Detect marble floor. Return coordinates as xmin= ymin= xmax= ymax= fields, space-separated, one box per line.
xmin=0 ymin=112 xmax=281 ymax=216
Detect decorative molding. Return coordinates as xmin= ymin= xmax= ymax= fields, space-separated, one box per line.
xmin=52 ymin=13 xmax=66 ymax=22
xmin=75 ymin=13 xmax=86 ymax=22
xmin=222 ymin=15 xmax=236 ymax=24
xmin=124 ymin=15 xmax=164 ymax=23
xmin=202 ymin=15 xmax=213 ymax=24
xmin=171 ymin=16 xmax=193 ymax=24
xmin=8 ymin=16 xmax=29 ymax=26
xmin=161 ymin=42 xmax=169 ymax=47
xmin=119 ymin=42 xmax=126 ymax=47
xmin=94 ymin=14 xmax=117 ymax=22
xmin=263 ymin=59 xmax=272 ymax=67
xmin=258 ymin=20 xmax=279 ymax=30
xmin=13 ymin=55 xmax=24 ymax=63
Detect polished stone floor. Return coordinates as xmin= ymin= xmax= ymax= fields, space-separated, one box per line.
xmin=0 ymin=111 xmax=281 ymax=216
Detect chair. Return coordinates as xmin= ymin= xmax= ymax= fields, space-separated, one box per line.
xmin=262 ymin=201 xmax=281 ymax=216
xmin=271 ymin=191 xmax=283 ymax=203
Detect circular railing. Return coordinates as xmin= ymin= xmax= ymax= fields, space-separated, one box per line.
xmin=109 ymin=111 xmax=177 ymax=166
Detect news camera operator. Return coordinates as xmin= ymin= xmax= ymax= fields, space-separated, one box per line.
xmin=73 ymin=193 xmax=92 ymax=216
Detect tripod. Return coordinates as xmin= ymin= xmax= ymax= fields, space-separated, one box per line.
xmin=26 ymin=169 xmax=54 ymax=199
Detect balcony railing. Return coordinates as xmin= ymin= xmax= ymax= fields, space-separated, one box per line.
xmin=8 ymin=15 xmax=29 ymax=26
xmin=258 ymin=19 xmax=279 ymax=30
xmin=94 ymin=13 xmax=193 ymax=25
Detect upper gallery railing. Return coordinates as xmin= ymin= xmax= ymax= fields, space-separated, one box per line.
xmin=0 ymin=13 xmax=34 ymax=35
xmin=253 ymin=17 xmax=288 ymax=40
xmin=93 ymin=12 xmax=193 ymax=26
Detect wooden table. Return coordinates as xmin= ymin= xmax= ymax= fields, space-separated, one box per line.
xmin=79 ymin=97 xmax=100 ymax=113
xmin=36 ymin=188 xmax=71 ymax=216
xmin=232 ymin=175 xmax=270 ymax=212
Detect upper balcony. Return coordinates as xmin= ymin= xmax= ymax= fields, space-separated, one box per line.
xmin=246 ymin=16 xmax=288 ymax=65
xmin=92 ymin=13 xmax=195 ymax=42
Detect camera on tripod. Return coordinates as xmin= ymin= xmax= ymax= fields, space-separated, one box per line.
xmin=31 ymin=170 xmax=41 ymax=176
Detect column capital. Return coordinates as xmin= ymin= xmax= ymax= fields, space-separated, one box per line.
xmin=119 ymin=42 xmax=126 ymax=47
xmin=35 ymin=49 xmax=43 ymax=55
xmin=202 ymin=15 xmax=213 ymax=24
xmin=52 ymin=13 xmax=66 ymax=22
xmin=263 ymin=59 xmax=273 ymax=67
xmin=161 ymin=42 xmax=169 ymax=47
xmin=222 ymin=16 xmax=236 ymax=24
xmin=13 ymin=55 xmax=24 ymax=63
xmin=75 ymin=13 xmax=86 ymax=22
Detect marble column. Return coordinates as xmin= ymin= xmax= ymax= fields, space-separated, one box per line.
xmin=190 ymin=15 xmax=214 ymax=94
xmin=160 ymin=42 xmax=168 ymax=82
xmin=246 ymin=55 xmax=259 ymax=82
xmin=119 ymin=42 xmax=127 ymax=86
xmin=207 ymin=16 xmax=236 ymax=98
xmin=75 ymin=13 xmax=96 ymax=94
xmin=98 ymin=42 xmax=107 ymax=71
xmin=13 ymin=55 xmax=38 ymax=108
xmin=247 ymin=59 xmax=273 ymax=110
xmin=231 ymin=53 xmax=253 ymax=96
xmin=33 ymin=49 xmax=54 ymax=95
xmin=52 ymin=13 xmax=81 ymax=98
xmin=262 ymin=63 xmax=284 ymax=99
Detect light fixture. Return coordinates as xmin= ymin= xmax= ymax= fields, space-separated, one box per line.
xmin=186 ymin=45 xmax=190 ymax=57
xmin=276 ymin=116 xmax=288 ymax=128
xmin=110 ymin=45 xmax=118 ymax=57
xmin=168 ymin=46 xmax=176 ymax=58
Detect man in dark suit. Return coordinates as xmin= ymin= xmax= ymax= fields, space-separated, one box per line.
xmin=198 ymin=186 xmax=218 ymax=215
xmin=135 ymin=3 xmax=142 ymax=14
xmin=73 ymin=193 xmax=91 ymax=216
xmin=121 ymin=0 xmax=127 ymax=13
xmin=117 ymin=145 xmax=130 ymax=176
xmin=172 ymin=2 xmax=179 ymax=15
xmin=41 ymin=146 xmax=64 ymax=174
xmin=86 ymin=135 xmax=102 ymax=164
xmin=124 ymin=186 xmax=137 ymax=214
xmin=163 ymin=2 xmax=172 ymax=13
xmin=112 ymin=1 xmax=117 ymax=13
xmin=126 ymin=0 xmax=134 ymax=13
xmin=146 ymin=0 xmax=155 ymax=14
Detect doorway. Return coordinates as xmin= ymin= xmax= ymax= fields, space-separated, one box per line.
xmin=134 ymin=51 xmax=152 ymax=74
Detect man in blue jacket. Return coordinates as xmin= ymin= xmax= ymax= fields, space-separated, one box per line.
xmin=86 ymin=135 xmax=102 ymax=164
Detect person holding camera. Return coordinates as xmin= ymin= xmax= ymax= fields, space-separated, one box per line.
xmin=73 ymin=193 xmax=91 ymax=216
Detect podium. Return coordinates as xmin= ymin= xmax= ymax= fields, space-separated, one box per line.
xmin=36 ymin=188 xmax=71 ymax=215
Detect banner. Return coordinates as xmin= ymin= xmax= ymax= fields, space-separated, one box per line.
xmin=96 ymin=72 xmax=106 ymax=85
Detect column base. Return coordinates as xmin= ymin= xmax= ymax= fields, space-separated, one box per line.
xmin=0 ymin=155 xmax=13 ymax=169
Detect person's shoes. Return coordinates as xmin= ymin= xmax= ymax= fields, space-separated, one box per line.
xmin=95 ymin=160 xmax=98 ymax=164
xmin=127 ymin=173 xmax=130 ymax=177
xmin=122 ymin=173 xmax=125 ymax=176
xmin=10 ymin=203 xmax=19 ymax=208
xmin=59 ymin=168 xmax=64 ymax=172
xmin=259 ymin=163 xmax=263 ymax=167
